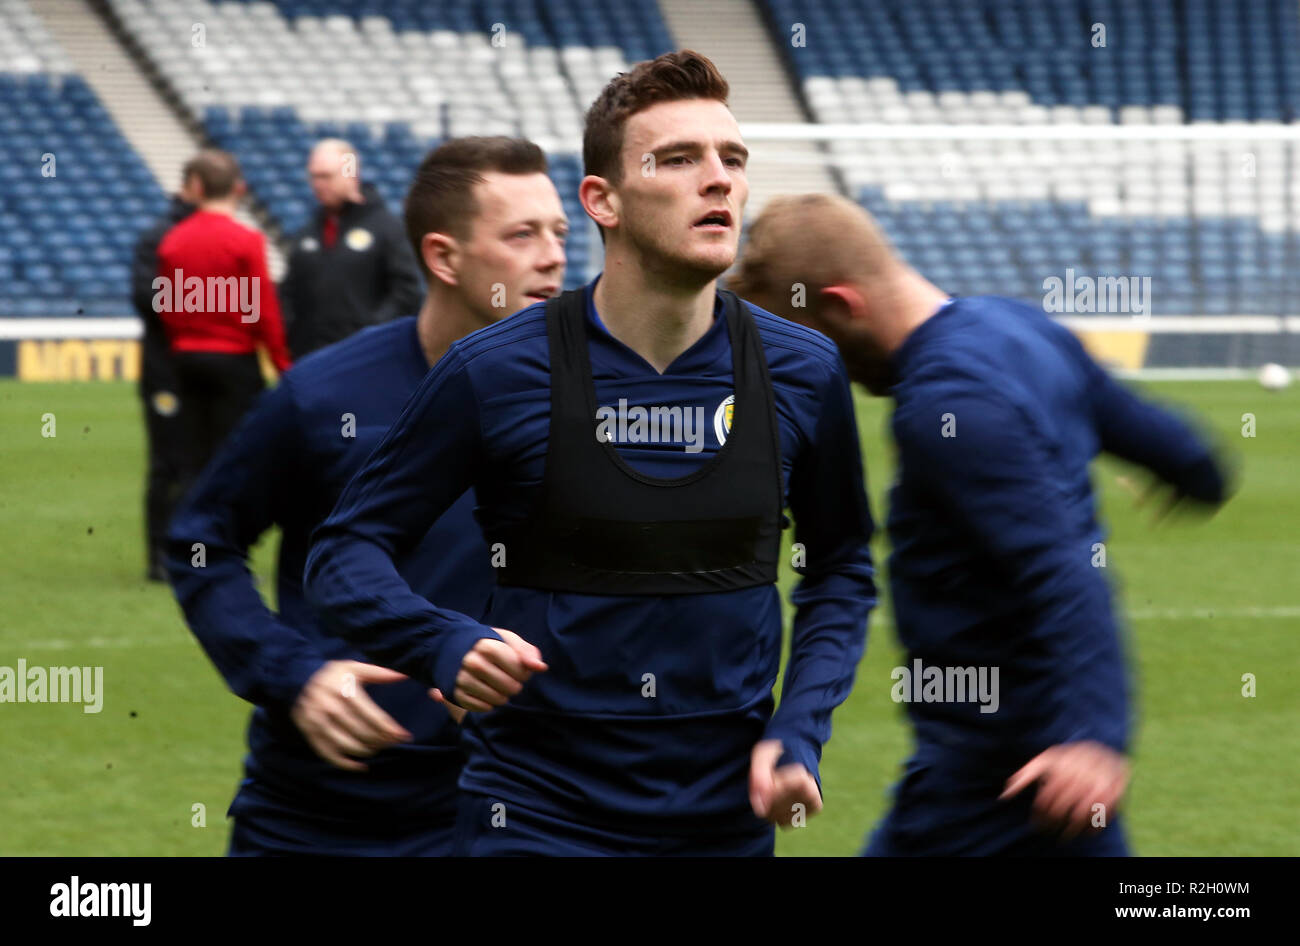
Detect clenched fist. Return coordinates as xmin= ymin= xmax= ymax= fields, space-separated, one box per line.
xmin=451 ymin=628 xmax=548 ymax=712
xmin=749 ymin=739 xmax=823 ymax=828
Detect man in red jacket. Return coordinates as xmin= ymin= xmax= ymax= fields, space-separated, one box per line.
xmin=155 ymin=149 xmax=291 ymax=497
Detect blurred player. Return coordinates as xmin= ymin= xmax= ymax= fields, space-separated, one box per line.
xmin=305 ymin=51 xmax=876 ymax=856
xmin=154 ymin=149 xmax=292 ymax=499
xmin=728 ymin=193 xmax=1232 ymax=856
xmin=167 ymin=137 xmax=566 ymax=855
xmin=131 ymin=158 xmax=198 ymax=581
xmin=280 ymin=139 xmax=423 ymax=359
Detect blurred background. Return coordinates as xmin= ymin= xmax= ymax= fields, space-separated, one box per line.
xmin=2 ymin=0 xmax=1299 ymax=374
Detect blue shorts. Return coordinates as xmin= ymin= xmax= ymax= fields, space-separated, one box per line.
xmin=862 ymin=759 xmax=1131 ymax=857
xmin=225 ymin=785 xmax=456 ymax=857
xmin=453 ymin=792 xmax=775 ymax=857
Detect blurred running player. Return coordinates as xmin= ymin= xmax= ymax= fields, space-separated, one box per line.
xmin=167 ymin=137 xmax=566 ymax=855
xmin=729 ymin=193 xmax=1232 ymax=856
xmin=305 ymin=51 xmax=876 ymax=856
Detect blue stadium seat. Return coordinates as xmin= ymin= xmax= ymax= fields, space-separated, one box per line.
xmin=753 ymin=0 xmax=1300 ymax=313
xmin=0 ymin=70 xmax=164 ymax=317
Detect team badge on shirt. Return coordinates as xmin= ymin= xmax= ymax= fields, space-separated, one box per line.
xmin=299 ymin=236 xmax=319 ymax=252
xmin=714 ymin=394 xmax=734 ymax=445
xmin=345 ymin=228 xmax=374 ymax=251
xmin=151 ymin=390 xmax=180 ymax=417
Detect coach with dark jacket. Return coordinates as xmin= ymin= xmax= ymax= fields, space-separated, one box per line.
xmin=280 ymin=139 xmax=423 ymax=358
xmin=131 ymin=162 xmax=198 ymax=580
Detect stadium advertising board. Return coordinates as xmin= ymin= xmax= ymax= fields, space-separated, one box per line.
xmin=0 ymin=320 xmax=277 ymax=380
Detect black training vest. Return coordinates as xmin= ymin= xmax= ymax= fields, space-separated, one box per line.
xmin=488 ymin=286 xmax=785 ymax=595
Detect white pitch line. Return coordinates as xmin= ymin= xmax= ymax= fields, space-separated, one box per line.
xmin=863 ymin=606 xmax=1300 ymax=629
xmin=3 ymin=635 xmax=185 ymax=651
xmin=1126 ymin=605 xmax=1300 ymax=620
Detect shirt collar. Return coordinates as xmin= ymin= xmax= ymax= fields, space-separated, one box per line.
xmin=890 ymin=296 xmax=957 ymax=382
xmin=403 ymin=316 xmax=432 ymax=383
xmin=583 ymin=275 xmax=728 ymax=376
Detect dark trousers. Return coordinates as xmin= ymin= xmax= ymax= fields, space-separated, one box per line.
xmin=172 ymin=351 xmax=265 ymax=502
xmin=139 ymin=352 xmax=187 ymax=573
xmin=226 ymin=781 xmax=457 ymax=857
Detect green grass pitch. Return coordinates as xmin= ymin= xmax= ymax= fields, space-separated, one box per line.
xmin=0 ymin=378 xmax=1296 ymax=856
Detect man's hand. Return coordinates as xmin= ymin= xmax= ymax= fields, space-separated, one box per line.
xmin=1116 ymin=472 xmax=1225 ymax=525
xmin=291 ymin=660 xmax=414 ymax=772
xmin=430 ymin=688 xmax=467 ymax=725
xmin=1115 ymin=474 xmax=1184 ymax=523
xmin=749 ymin=740 xmax=823 ymax=828
xmin=452 ymin=628 xmax=547 ymax=712
xmin=1001 ymin=741 xmax=1129 ymax=839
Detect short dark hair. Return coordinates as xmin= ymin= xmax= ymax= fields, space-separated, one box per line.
xmin=404 ymin=136 xmax=549 ymax=276
xmin=183 ymin=149 xmax=241 ymax=199
xmin=582 ymin=49 xmax=730 ymax=186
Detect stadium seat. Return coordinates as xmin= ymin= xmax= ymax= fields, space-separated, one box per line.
xmin=6 ymin=0 xmax=1296 ymax=318
xmin=107 ymin=0 xmax=679 ymax=289
xmin=756 ymin=0 xmax=1300 ymax=314
xmin=0 ymin=0 xmax=164 ymax=317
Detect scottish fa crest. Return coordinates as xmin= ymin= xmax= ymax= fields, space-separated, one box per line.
xmin=714 ymin=394 xmax=734 ymax=445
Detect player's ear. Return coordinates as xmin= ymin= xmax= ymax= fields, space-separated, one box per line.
xmin=580 ymin=175 xmax=619 ymax=233
xmin=819 ymin=285 xmax=866 ymax=330
xmin=421 ymin=232 xmax=460 ymax=287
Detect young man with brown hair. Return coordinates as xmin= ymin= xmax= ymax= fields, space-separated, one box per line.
xmin=168 ymin=137 xmax=566 ymax=855
xmin=730 ymin=193 xmax=1230 ymax=855
xmin=306 ymin=52 xmax=876 ymax=856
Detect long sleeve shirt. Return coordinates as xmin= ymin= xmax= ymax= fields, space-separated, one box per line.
xmin=886 ymin=296 xmax=1227 ymax=770
xmin=306 ymin=279 xmax=877 ymax=834
xmin=156 ymin=209 xmax=291 ymax=372
xmin=166 ymin=316 xmax=492 ymax=821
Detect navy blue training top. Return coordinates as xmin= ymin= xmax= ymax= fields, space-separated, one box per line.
xmin=167 ymin=316 xmax=493 ymax=822
xmin=886 ymin=295 xmax=1225 ymax=770
xmin=306 ymin=278 xmax=878 ymax=833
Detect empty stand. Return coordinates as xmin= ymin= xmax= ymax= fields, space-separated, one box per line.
xmin=4 ymin=0 xmax=1297 ymax=321
xmin=110 ymin=0 xmax=679 ymax=289
xmin=759 ymin=0 xmax=1300 ymax=315
xmin=0 ymin=0 xmax=163 ymax=317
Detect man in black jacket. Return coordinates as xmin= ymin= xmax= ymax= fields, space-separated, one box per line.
xmin=131 ymin=160 xmax=199 ymax=581
xmin=280 ymin=139 xmax=423 ymax=358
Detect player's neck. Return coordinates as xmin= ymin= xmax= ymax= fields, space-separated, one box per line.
xmin=879 ymin=269 xmax=950 ymax=355
xmin=593 ymin=254 xmax=717 ymax=375
xmin=416 ymin=289 xmax=482 ymax=367
xmin=198 ymin=198 xmax=239 ymax=216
